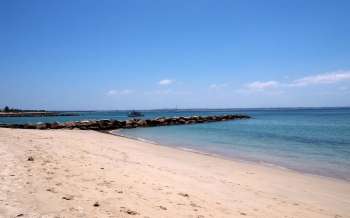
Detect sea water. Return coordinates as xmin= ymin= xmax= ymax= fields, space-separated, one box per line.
xmin=119 ymin=108 xmax=350 ymax=181
xmin=1 ymin=108 xmax=350 ymax=180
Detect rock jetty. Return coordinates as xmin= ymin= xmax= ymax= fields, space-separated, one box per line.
xmin=0 ymin=114 xmax=250 ymax=130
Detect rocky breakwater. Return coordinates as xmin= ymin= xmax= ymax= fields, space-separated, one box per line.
xmin=0 ymin=114 xmax=250 ymax=130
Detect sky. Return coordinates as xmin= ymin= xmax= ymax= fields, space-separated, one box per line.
xmin=1 ymin=0 xmax=350 ymax=110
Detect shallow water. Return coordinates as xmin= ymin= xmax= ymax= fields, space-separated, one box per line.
xmin=119 ymin=108 xmax=350 ymax=181
xmin=1 ymin=108 xmax=350 ymax=180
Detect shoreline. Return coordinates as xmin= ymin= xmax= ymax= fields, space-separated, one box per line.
xmin=110 ymin=129 xmax=350 ymax=183
xmin=0 ymin=111 xmax=78 ymax=117
xmin=1 ymin=128 xmax=349 ymax=217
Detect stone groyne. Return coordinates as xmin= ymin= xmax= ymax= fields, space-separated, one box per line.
xmin=0 ymin=114 xmax=250 ymax=130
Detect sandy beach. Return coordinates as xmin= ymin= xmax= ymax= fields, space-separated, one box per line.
xmin=0 ymin=128 xmax=349 ymax=218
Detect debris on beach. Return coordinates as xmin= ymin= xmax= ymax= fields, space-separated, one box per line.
xmin=62 ymin=195 xmax=74 ymax=200
xmin=178 ymin=192 xmax=189 ymax=197
xmin=120 ymin=207 xmax=139 ymax=215
xmin=159 ymin=205 xmax=167 ymax=210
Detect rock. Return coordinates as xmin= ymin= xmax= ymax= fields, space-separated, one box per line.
xmin=93 ymin=202 xmax=100 ymax=207
xmin=1 ymin=114 xmax=251 ymax=130
xmin=35 ymin=122 xmax=47 ymax=129
xmin=64 ymin=122 xmax=77 ymax=129
xmin=97 ymin=119 xmax=113 ymax=130
xmin=125 ymin=120 xmax=136 ymax=128
xmin=27 ymin=156 xmax=34 ymax=161
xmin=136 ymin=119 xmax=147 ymax=127
xmin=49 ymin=122 xmax=60 ymax=129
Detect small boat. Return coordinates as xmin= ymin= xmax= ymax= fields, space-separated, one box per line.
xmin=128 ymin=110 xmax=144 ymax=117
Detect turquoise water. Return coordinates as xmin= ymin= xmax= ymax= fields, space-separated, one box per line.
xmin=1 ymin=108 xmax=350 ymax=180
xmin=118 ymin=108 xmax=350 ymax=181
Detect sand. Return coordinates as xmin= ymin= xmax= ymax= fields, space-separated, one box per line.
xmin=0 ymin=128 xmax=349 ymax=218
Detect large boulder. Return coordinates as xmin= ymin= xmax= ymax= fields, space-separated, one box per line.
xmin=125 ymin=119 xmax=137 ymax=128
xmin=36 ymin=122 xmax=48 ymax=129
xmin=48 ymin=122 xmax=58 ymax=129
xmin=136 ymin=119 xmax=147 ymax=127
xmin=64 ymin=122 xmax=77 ymax=129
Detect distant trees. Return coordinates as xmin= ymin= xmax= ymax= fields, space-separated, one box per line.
xmin=1 ymin=106 xmax=46 ymax=112
xmin=2 ymin=106 xmax=22 ymax=112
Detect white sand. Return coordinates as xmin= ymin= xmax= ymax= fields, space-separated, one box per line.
xmin=0 ymin=128 xmax=349 ymax=218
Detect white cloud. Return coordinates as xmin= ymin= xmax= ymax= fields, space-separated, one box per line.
xmin=106 ymin=89 xmax=134 ymax=96
xmin=209 ymin=83 xmax=229 ymax=89
xmin=245 ymin=81 xmax=280 ymax=91
xmin=144 ymin=89 xmax=191 ymax=95
xmin=158 ymin=79 xmax=174 ymax=86
xmin=240 ymin=70 xmax=350 ymax=93
xmin=291 ymin=71 xmax=350 ymax=87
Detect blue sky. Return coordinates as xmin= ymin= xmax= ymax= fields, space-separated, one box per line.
xmin=1 ymin=0 xmax=350 ymax=110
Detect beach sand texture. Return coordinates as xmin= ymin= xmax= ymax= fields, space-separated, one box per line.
xmin=0 ymin=128 xmax=349 ymax=218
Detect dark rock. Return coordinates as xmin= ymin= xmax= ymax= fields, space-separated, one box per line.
xmin=27 ymin=156 xmax=34 ymax=161
xmin=125 ymin=120 xmax=136 ymax=128
xmin=36 ymin=122 xmax=47 ymax=129
xmin=49 ymin=122 xmax=60 ymax=129
xmin=1 ymin=114 xmax=251 ymax=131
xmin=136 ymin=119 xmax=147 ymax=127
xmin=64 ymin=122 xmax=77 ymax=129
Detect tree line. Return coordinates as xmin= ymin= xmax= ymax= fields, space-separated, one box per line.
xmin=1 ymin=106 xmax=46 ymax=112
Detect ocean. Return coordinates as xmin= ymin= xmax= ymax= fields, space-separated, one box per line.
xmin=1 ymin=108 xmax=350 ymax=180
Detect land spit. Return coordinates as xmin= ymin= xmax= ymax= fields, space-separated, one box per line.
xmin=0 ymin=114 xmax=250 ymax=130
xmin=0 ymin=111 xmax=78 ymax=117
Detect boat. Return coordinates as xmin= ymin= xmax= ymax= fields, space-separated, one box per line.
xmin=127 ymin=110 xmax=144 ymax=117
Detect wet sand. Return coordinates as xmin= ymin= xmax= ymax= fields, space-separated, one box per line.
xmin=0 ymin=128 xmax=349 ymax=217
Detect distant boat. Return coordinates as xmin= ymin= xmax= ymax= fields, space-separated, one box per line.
xmin=128 ymin=110 xmax=144 ymax=117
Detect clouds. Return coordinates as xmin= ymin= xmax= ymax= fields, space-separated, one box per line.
xmin=158 ymin=79 xmax=174 ymax=86
xmin=245 ymin=81 xmax=280 ymax=91
xmin=106 ymin=89 xmax=134 ymax=96
xmin=105 ymin=70 xmax=350 ymax=108
xmin=209 ymin=83 xmax=229 ymax=89
xmin=242 ymin=70 xmax=350 ymax=92
xmin=290 ymin=71 xmax=350 ymax=87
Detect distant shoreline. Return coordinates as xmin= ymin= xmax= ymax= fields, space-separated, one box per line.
xmin=0 ymin=112 xmax=79 ymax=117
xmin=16 ymin=106 xmax=350 ymax=112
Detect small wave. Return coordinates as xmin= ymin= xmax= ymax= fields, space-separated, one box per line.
xmin=134 ymin=137 xmax=157 ymax=144
xmin=110 ymin=130 xmax=158 ymax=144
xmin=177 ymin=147 xmax=216 ymax=157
